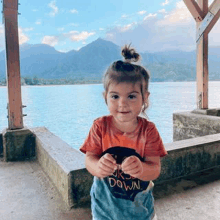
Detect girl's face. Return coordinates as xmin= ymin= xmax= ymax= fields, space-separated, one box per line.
xmin=106 ymin=82 xmax=149 ymax=125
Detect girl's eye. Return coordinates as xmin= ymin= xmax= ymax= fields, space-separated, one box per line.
xmin=128 ymin=95 xmax=136 ymax=99
xmin=111 ymin=95 xmax=119 ymax=99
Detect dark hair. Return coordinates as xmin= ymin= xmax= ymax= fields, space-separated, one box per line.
xmin=103 ymin=44 xmax=150 ymax=114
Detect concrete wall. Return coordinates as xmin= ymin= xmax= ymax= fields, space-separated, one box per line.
xmin=2 ymin=128 xmax=35 ymax=161
xmin=29 ymin=127 xmax=220 ymax=209
xmin=157 ymin=133 xmax=220 ymax=183
xmin=173 ymin=109 xmax=220 ymax=141
xmin=30 ymin=127 xmax=93 ymax=209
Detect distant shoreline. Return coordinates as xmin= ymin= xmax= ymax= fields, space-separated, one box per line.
xmin=0 ymin=82 xmax=103 ymax=87
xmin=1 ymin=80 xmax=220 ymax=88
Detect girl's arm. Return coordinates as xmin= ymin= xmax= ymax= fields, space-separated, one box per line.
xmin=140 ymin=156 xmax=161 ymax=181
xmin=85 ymin=152 xmax=117 ymax=178
xmin=121 ymin=156 xmax=161 ymax=181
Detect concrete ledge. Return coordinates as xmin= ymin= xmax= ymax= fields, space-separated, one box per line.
xmin=157 ymin=133 xmax=220 ymax=183
xmin=173 ymin=110 xmax=220 ymax=141
xmin=30 ymin=127 xmax=93 ymax=209
xmin=192 ymin=108 xmax=220 ymax=116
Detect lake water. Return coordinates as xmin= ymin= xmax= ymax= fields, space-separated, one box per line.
xmin=1 ymin=81 xmax=220 ymax=150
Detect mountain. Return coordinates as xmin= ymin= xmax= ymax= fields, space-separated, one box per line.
xmin=0 ymin=38 xmax=220 ymax=83
xmin=0 ymin=44 xmax=64 ymax=80
xmin=40 ymin=38 xmax=121 ymax=79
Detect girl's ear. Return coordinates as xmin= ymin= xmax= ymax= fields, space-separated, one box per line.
xmin=144 ymin=91 xmax=150 ymax=102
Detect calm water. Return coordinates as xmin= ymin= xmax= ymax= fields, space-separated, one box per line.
xmin=1 ymin=82 xmax=220 ymax=150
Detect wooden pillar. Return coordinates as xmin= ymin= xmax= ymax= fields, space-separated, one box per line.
xmin=184 ymin=0 xmax=220 ymax=109
xmin=196 ymin=0 xmax=208 ymax=109
xmin=3 ymin=0 xmax=23 ymax=129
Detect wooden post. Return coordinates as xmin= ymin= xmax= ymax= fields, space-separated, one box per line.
xmin=196 ymin=0 xmax=208 ymax=109
xmin=3 ymin=0 xmax=24 ymax=129
xmin=184 ymin=0 xmax=220 ymax=109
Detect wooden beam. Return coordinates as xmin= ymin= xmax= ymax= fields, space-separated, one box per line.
xmin=3 ymin=0 xmax=24 ymax=129
xmin=209 ymin=0 xmax=220 ymax=14
xmin=183 ymin=0 xmax=205 ymax=21
xmin=196 ymin=0 xmax=209 ymax=109
xmin=196 ymin=0 xmax=220 ymax=42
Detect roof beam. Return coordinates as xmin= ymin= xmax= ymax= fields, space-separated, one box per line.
xmin=197 ymin=0 xmax=220 ymax=42
xmin=183 ymin=0 xmax=205 ymax=21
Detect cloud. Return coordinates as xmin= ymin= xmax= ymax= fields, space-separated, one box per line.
xmin=65 ymin=31 xmax=95 ymax=42
xmin=35 ymin=19 xmax=42 ymax=25
xmin=0 ymin=25 xmax=4 ymax=48
xmin=158 ymin=9 xmax=166 ymax=14
xmin=42 ymin=35 xmax=59 ymax=46
xmin=70 ymin=9 xmax=78 ymax=14
xmin=138 ymin=11 xmax=147 ymax=15
xmin=0 ymin=26 xmax=29 ymax=49
xmin=105 ymin=1 xmax=197 ymax=52
xmin=121 ymin=14 xmax=128 ymax=18
xmin=144 ymin=13 xmax=157 ymax=20
xmin=120 ymin=22 xmax=137 ymax=32
xmin=23 ymin=27 xmax=34 ymax=32
xmin=209 ymin=17 xmax=220 ymax=46
xmin=57 ymin=27 xmax=65 ymax=32
xmin=68 ymin=23 xmax=79 ymax=27
xmin=18 ymin=28 xmax=29 ymax=45
xmin=48 ymin=1 xmax=58 ymax=17
xmin=0 ymin=25 xmax=4 ymax=34
xmin=158 ymin=1 xmax=191 ymax=25
xmin=161 ymin=0 xmax=170 ymax=6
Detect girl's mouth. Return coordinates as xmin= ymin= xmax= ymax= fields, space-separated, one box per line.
xmin=119 ymin=111 xmax=130 ymax=114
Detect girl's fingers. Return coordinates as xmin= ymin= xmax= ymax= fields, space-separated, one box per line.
xmin=104 ymin=153 xmax=117 ymax=164
xmin=121 ymin=156 xmax=137 ymax=170
xmin=123 ymin=163 xmax=139 ymax=174
xmin=99 ymin=153 xmax=117 ymax=172
xmin=121 ymin=156 xmax=143 ymax=175
xmin=99 ymin=161 xmax=116 ymax=173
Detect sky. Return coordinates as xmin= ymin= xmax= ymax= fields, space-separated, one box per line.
xmin=0 ymin=0 xmax=219 ymax=53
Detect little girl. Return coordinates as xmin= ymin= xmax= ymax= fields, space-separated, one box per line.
xmin=80 ymin=45 xmax=167 ymax=220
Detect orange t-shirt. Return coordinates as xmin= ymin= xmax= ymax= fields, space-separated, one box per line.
xmin=80 ymin=115 xmax=167 ymax=159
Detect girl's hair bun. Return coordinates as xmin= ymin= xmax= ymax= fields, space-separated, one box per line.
xmin=121 ymin=44 xmax=140 ymax=62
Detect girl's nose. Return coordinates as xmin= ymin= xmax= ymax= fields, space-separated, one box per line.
xmin=119 ymin=97 xmax=128 ymax=106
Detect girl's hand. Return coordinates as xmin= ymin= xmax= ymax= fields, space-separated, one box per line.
xmin=121 ymin=156 xmax=143 ymax=178
xmin=97 ymin=153 xmax=117 ymax=178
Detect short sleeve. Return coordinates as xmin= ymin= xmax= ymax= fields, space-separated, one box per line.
xmin=144 ymin=122 xmax=167 ymax=157
xmin=79 ymin=121 xmax=103 ymax=155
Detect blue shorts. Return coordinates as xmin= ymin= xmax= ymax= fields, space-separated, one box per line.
xmin=90 ymin=177 xmax=155 ymax=220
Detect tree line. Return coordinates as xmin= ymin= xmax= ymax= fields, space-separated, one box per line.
xmin=0 ymin=76 xmax=102 ymax=86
